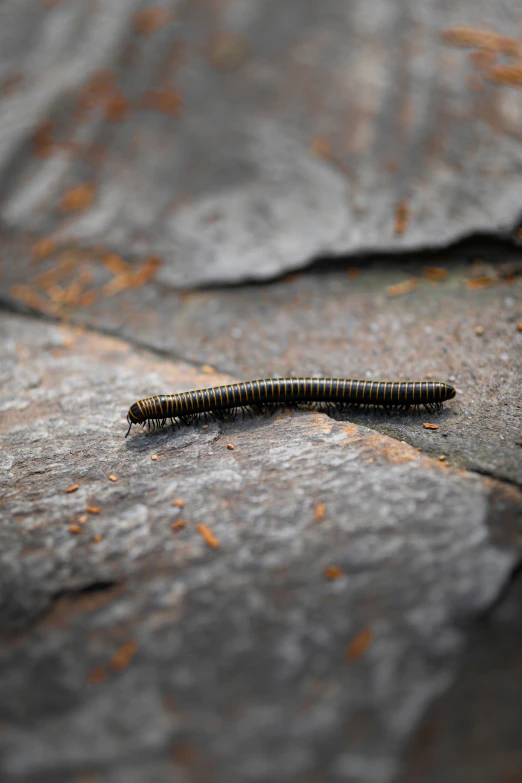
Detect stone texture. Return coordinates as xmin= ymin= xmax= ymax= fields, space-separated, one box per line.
xmin=1 ymin=0 xmax=522 ymax=286
xmin=0 ymin=312 xmax=520 ymax=783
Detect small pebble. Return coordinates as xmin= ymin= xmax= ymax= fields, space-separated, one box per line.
xmin=151 ymin=455 xmax=158 ymax=461
xmin=227 ymin=443 xmax=235 ymax=450
xmin=66 ymin=484 xmax=79 ymax=493
xmin=108 ymin=475 xmax=118 ymax=482
xmin=439 ymin=455 xmax=446 ymax=461
xmin=517 ymin=322 xmax=522 ymax=332
xmin=423 ymin=423 xmax=439 ymax=430
xmin=474 ymin=325 xmax=484 ymax=336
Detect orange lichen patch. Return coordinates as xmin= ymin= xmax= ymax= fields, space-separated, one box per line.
xmin=487 ymin=63 xmax=522 ymax=88
xmin=200 ymin=364 xmax=216 ymax=373
xmin=105 ymin=90 xmax=129 ymax=122
xmin=103 ymin=253 xmax=129 ymax=276
xmin=309 ymin=136 xmax=332 ymax=159
xmin=78 ymin=514 xmax=89 ymax=525
xmin=68 ymin=524 xmax=82 ymax=534
xmin=66 ymin=484 xmax=79 ymax=493
xmin=197 ymin=524 xmax=220 ymax=549
xmin=110 ymin=640 xmax=137 ymax=672
xmin=423 ymin=422 xmax=439 ymax=430
xmin=142 ymin=89 xmax=183 ymax=115
xmin=93 ymin=534 xmax=103 ymax=543
xmin=441 ymin=27 xmax=521 ymax=56
xmin=172 ymin=498 xmax=185 ymax=508
xmin=465 ymin=276 xmax=495 ymax=290
xmin=9 ymin=284 xmax=51 ymax=312
xmin=324 ymin=565 xmax=344 ymax=580
xmin=87 ymin=506 xmax=101 ymax=514
xmin=171 ymin=520 xmax=186 ymax=531
xmin=102 ymin=256 xmax=162 ymax=296
xmin=347 ymin=267 xmax=359 ymax=279
xmin=33 ymin=120 xmax=56 ymax=157
xmin=210 ymin=32 xmax=250 ymax=71
xmin=108 ymin=475 xmax=118 ymax=482
xmin=474 ymin=325 xmax=485 ymax=336
xmin=468 ymin=49 xmax=498 ymax=70
xmin=394 ymin=200 xmax=409 ymax=235
xmin=78 ymin=290 xmax=97 ymax=307
xmin=227 ymin=443 xmax=235 ymax=450
xmin=386 ymin=278 xmax=418 ymax=297
xmin=31 ymin=237 xmax=57 ymax=262
xmin=364 ymin=433 xmax=417 ymax=465
xmin=87 ymin=666 xmax=108 ymax=685
xmin=346 ymin=627 xmax=374 ymax=661
xmin=60 ymin=182 xmax=96 ymax=213
xmin=133 ymin=7 xmax=172 ymax=34
xmin=314 ymin=503 xmax=326 ymax=522
xmin=422 ymin=267 xmax=448 ymax=282
xmin=128 ymin=256 xmax=162 ymax=287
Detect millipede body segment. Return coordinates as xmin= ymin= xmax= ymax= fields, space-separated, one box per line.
xmin=126 ymin=378 xmax=456 ymax=436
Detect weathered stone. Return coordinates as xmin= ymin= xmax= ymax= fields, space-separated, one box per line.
xmin=1 ymin=0 xmax=522 ymax=286
xmin=0 ymin=312 xmax=520 ymax=782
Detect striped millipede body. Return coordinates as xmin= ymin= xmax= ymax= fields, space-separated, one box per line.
xmin=126 ymin=378 xmax=456 ymax=436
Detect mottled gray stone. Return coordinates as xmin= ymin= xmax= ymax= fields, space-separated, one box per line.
xmin=0 ymin=312 xmax=520 ymax=783
xmin=1 ymin=0 xmax=522 ymax=286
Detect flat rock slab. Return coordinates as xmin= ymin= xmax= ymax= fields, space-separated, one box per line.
xmin=5 ymin=254 xmax=519 ymax=484
xmin=0 ymin=312 xmax=520 ymax=782
xmin=1 ymin=0 xmax=522 ymax=285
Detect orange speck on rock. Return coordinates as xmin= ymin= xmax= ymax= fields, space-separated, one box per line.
xmin=423 ymin=422 xmax=439 ymax=430
xmin=171 ymin=520 xmax=186 ymax=531
xmin=386 ymin=278 xmax=418 ymax=297
xmin=394 ymin=200 xmax=409 ymax=235
xmin=210 ymin=32 xmax=250 ymax=71
xmin=487 ymin=63 xmax=522 ymax=87
xmin=142 ymin=89 xmax=182 ymax=116
xmin=33 ymin=120 xmax=55 ymax=157
xmin=517 ymin=322 xmax=522 ymax=332
xmin=87 ymin=506 xmax=101 ymax=514
xmin=197 ymin=524 xmax=220 ymax=549
xmin=324 ymin=565 xmax=344 ymax=580
xmin=93 ymin=534 xmax=103 ymax=543
xmin=103 ymin=253 xmax=129 ymax=276
xmin=347 ymin=267 xmax=359 ymax=279
xmin=441 ymin=27 xmax=521 ymax=56
xmin=108 ymin=475 xmax=118 ymax=482
xmin=78 ymin=514 xmax=89 ymax=525
xmin=422 ymin=267 xmax=448 ymax=283
xmin=133 ymin=7 xmax=171 ymax=35
xmin=31 ymin=237 xmax=57 ymax=262
xmin=309 ymin=136 xmax=332 ymax=159
xmin=87 ymin=666 xmax=107 ymax=685
xmin=346 ymin=627 xmax=374 ymax=661
xmin=66 ymin=484 xmax=79 ymax=493
xmin=68 ymin=524 xmax=82 ymax=534
xmin=172 ymin=499 xmax=185 ymax=508
xmin=110 ymin=640 xmax=137 ymax=672
xmin=465 ymin=276 xmax=495 ymax=290
xmin=60 ymin=182 xmax=96 ymax=213
xmin=227 ymin=443 xmax=235 ymax=450
xmin=314 ymin=503 xmax=326 ymax=522
xmin=474 ymin=325 xmax=484 ymax=336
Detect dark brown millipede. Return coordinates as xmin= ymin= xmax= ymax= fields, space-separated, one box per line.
xmin=126 ymin=378 xmax=456 ymax=436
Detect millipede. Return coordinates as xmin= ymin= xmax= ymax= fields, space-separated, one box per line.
xmin=126 ymin=378 xmax=456 ymax=436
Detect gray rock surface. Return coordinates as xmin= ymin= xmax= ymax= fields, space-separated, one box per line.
xmin=1 ymin=0 xmax=522 ymax=285
xmin=0 ymin=312 xmax=520 ymax=782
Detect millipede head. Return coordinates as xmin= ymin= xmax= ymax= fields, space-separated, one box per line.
xmin=444 ymin=383 xmax=457 ymax=400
